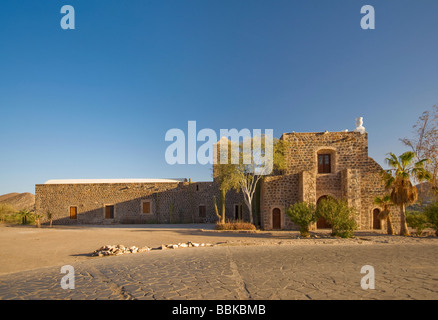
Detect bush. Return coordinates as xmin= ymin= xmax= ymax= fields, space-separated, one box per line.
xmin=424 ymin=202 xmax=438 ymax=236
xmin=316 ymin=197 xmax=358 ymax=238
xmin=215 ymin=221 xmax=256 ymax=231
xmin=0 ymin=204 xmax=18 ymax=224
xmin=406 ymin=211 xmax=429 ymax=236
xmin=286 ymin=202 xmax=318 ymax=237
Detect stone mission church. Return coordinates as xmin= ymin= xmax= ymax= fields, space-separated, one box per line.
xmin=35 ymin=119 xmax=399 ymax=233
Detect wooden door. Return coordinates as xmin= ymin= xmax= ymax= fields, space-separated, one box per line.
xmin=70 ymin=206 xmax=77 ymax=220
xmin=316 ymin=195 xmax=331 ymax=228
xmin=373 ymin=209 xmax=381 ymax=229
xmin=272 ymin=208 xmax=281 ymax=229
xmin=105 ymin=205 xmax=114 ymax=219
xmin=317 ymin=216 xmax=331 ymax=229
xmin=199 ymin=205 xmax=206 ymax=218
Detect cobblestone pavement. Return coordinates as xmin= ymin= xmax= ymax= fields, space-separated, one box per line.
xmin=0 ymin=243 xmax=437 ymax=300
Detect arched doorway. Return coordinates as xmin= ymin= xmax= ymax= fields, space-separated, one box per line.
xmin=272 ymin=208 xmax=281 ymax=230
xmin=373 ymin=208 xmax=381 ymax=230
xmin=316 ymin=195 xmax=332 ymax=229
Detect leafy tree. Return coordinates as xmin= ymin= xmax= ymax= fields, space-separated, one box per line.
xmin=406 ymin=211 xmax=429 ymax=236
xmin=214 ymin=136 xmax=287 ymax=224
xmin=316 ymin=196 xmax=358 ymax=238
xmin=286 ymin=201 xmax=318 ymax=237
xmin=0 ymin=203 xmax=17 ymax=223
xmin=213 ymin=138 xmax=241 ymax=224
xmin=382 ymin=151 xmax=431 ymax=236
xmin=374 ymin=195 xmax=395 ymax=235
xmin=424 ymin=202 xmax=438 ymax=236
xmin=234 ymin=136 xmax=287 ymax=224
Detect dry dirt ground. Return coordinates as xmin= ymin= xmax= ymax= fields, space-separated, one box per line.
xmin=1 ymin=223 xmax=437 ymax=276
xmin=1 ymin=224 xmax=438 ymax=300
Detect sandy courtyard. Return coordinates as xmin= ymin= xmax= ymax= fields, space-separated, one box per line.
xmin=1 ymin=223 xmax=438 ymax=276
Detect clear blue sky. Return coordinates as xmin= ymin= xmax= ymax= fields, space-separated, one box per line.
xmin=1 ymin=0 xmax=437 ymax=195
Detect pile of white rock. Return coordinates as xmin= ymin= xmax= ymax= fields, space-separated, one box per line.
xmin=91 ymin=244 xmax=150 ymax=257
xmin=159 ymin=242 xmax=214 ymax=250
xmin=91 ymin=241 xmax=214 ymax=257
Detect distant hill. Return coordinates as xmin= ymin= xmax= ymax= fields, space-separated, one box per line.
xmin=0 ymin=192 xmax=35 ymax=212
xmin=416 ymin=182 xmax=437 ymax=205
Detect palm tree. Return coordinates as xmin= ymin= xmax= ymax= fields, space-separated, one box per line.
xmin=18 ymin=209 xmax=32 ymax=225
xmin=374 ymin=195 xmax=395 ymax=235
xmin=46 ymin=211 xmax=53 ymax=228
xmin=382 ymin=151 xmax=431 ymax=236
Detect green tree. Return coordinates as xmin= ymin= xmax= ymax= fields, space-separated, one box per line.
xmin=0 ymin=203 xmax=17 ymax=223
xmin=406 ymin=211 xmax=429 ymax=236
xmin=214 ymin=136 xmax=288 ymax=225
xmin=374 ymin=195 xmax=395 ymax=235
xmin=234 ymin=137 xmax=287 ymax=224
xmin=424 ymin=202 xmax=438 ymax=236
xmin=316 ymin=196 xmax=358 ymax=238
xmin=382 ymin=151 xmax=431 ymax=236
xmin=286 ymin=201 xmax=318 ymax=237
xmin=214 ymin=161 xmax=240 ymax=224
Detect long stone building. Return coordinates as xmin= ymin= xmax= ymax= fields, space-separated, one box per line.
xmin=35 ymin=122 xmax=398 ymax=233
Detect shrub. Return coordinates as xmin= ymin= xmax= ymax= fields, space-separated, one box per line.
xmin=0 ymin=204 xmax=18 ymax=224
xmin=424 ymin=202 xmax=438 ymax=236
xmin=332 ymin=202 xmax=358 ymax=238
xmin=315 ymin=196 xmax=338 ymax=227
xmin=406 ymin=211 xmax=429 ymax=236
xmin=215 ymin=221 xmax=256 ymax=231
xmin=316 ymin=197 xmax=358 ymax=238
xmin=286 ymin=201 xmax=318 ymax=237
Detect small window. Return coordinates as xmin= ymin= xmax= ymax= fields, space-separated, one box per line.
xmin=142 ymin=201 xmax=151 ymax=214
xmin=318 ymin=154 xmax=331 ymax=173
xmin=105 ymin=205 xmax=114 ymax=219
xmin=70 ymin=206 xmax=77 ymax=220
xmin=199 ymin=205 xmax=206 ymax=218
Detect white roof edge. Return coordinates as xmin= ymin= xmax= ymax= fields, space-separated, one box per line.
xmin=44 ymin=178 xmax=187 ymax=185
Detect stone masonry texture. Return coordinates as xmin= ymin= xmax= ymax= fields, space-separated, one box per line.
xmin=260 ymin=131 xmax=397 ymax=232
xmin=36 ymin=130 xmax=396 ymax=232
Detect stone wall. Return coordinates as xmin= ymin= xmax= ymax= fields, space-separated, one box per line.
xmin=260 ymin=131 xmax=399 ymax=232
xmin=35 ymin=130 xmax=399 ymax=232
xmin=260 ymin=174 xmax=299 ymax=230
xmin=35 ymin=181 xmax=245 ymax=225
